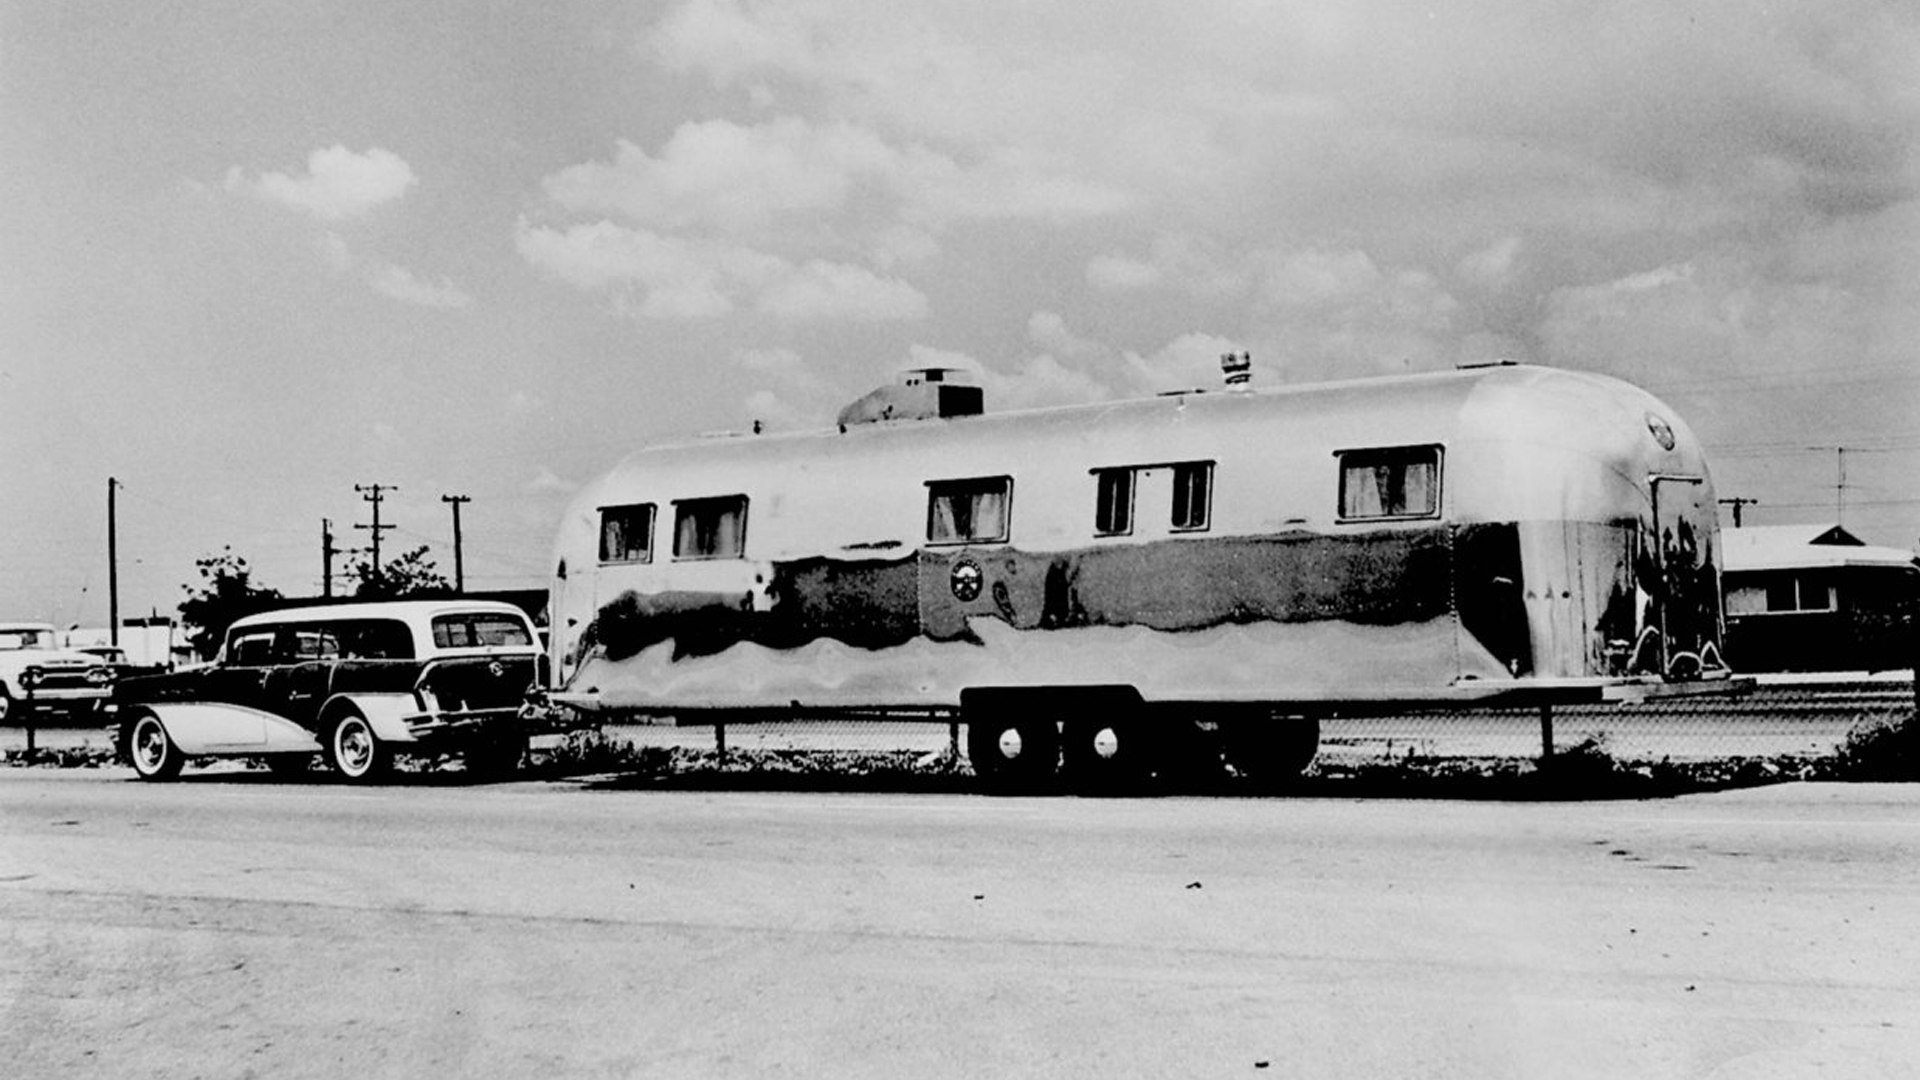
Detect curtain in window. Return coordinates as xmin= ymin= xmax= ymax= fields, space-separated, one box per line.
xmin=1344 ymin=464 xmax=1386 ymax=517
xmin=930 ymin=494 xmax=965 ymax=543
xmin=929 ymin=483 xmax=1006 ymax=542
xmin=1401 ymin=459 xmax=1436 ymax=515
xmin=971 ymin=487 xmax=1006 ymax=539
xmin=676 ymin=499 xmax=745 ymax=558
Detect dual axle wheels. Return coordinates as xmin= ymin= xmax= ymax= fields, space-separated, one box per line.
xmin=964 ymin=694 xmax=1318 ymax=793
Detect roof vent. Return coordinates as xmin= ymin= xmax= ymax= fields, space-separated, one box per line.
xmin=836 ymin=367 xmax=984 ymax=428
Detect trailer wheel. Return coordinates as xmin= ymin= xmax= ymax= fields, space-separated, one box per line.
xmin=127 ymin=712 xmax=185 ymax=782
xmin=327 ymin=711 xmax=391 ymax=783
xmin=1061 ymin=717 xmax=1155 ymax=793
xmin=966 ymin=716 xmax=1059 ymax=791
xmin=1221 ymin=713 xmax=1319 ymax=786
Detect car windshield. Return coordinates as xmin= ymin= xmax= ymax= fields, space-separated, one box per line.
xmin=0 ymin=629 xmax=55 ymax=650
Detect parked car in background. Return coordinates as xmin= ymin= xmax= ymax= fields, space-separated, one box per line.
xmin=0 ymin=622 xmax=115 ymax=723
xmin=113 ymin=600 xmax=550 ymax=782
xmin=72 ymin=644 xmax=170 ymax=682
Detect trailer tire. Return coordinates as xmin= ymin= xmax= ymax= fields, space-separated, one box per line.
xmin=966 ymin=715 xmax=1059 ymax=792
xmin=1061 ymin=716 xmax=1155 ymax=793
xmin=1222 ymin=713 xmax=1319 ymax=786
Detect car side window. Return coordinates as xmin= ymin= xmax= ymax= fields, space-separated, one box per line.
xmin=431 ymin=614 xmax=533 ymax=650
xmin=228 ymin=629 xmax=278 ymax=666
xmin=335 ymin=620 xmax=415 ymax=660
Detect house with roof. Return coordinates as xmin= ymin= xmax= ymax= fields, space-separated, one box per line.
xmin=1721 ymin=524 xmax=1917 ymax=673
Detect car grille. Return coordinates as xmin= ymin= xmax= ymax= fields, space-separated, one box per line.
xmin=28 ymin=666 xmax=100 ymax=692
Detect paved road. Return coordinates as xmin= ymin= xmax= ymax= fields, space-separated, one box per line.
xmin=3 ymin=772 xmax=1918 ymax=1079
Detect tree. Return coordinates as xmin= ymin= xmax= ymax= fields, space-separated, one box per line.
xmin=178 ymin=548 xmax=283 ymax=659
xmin=350 ymin=544 xmax=450 ymax=600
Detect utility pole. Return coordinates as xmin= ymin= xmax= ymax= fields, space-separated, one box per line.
xmin=1835 ymin=447 xmax=1847 ymax=526
xmin=107 ymin=478 xmax=120 ymax=646
xmin=1807 ymin=446 xmax=1848 ymax=525
xmin=321 ymin=518 xmax=342 ymax=598
xmin=1718 ymin=497 xmax=1759 ymax=528
xmin=354 ymin=483 xmax=396 ymax=570
xmin=441 ymin=494 xmax=470 ymax=593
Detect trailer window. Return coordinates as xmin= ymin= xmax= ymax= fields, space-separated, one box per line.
xmin=1171 ymin=462 xmax=1212 ymax=531
xmin=927 ymin=477 xmax=1011 ymax=544
xmin=1337 ymin=446 xmax=1441 ymax=521
xmin=672 ymin=496 xmax=749 ymax=560
xmin=598 ymin=503 xmax=655 ymax=564
xmin=1093 ymin=469 xmax=1134 ymax=536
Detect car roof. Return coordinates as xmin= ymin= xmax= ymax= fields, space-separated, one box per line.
xmin=0 ymin=622 xmax=56 ymax=633
xmin=227 ymin=600 xmax=533 ymax=633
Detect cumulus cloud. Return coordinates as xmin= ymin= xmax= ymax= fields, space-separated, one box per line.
xmin=1117 ymin=332 xmax=1247 ymax=396
xmin=540 ymin=116 xmax=1129 ymax=241
xmin=756 ymin=260 xmax=928 ymax=320
xmin=1027 ymin=311 xmax=1101 ymax=358
xmin=370 ymin=265 xmax=474 ymax=309
xmin=1086 ymin=254 xmax=1161 ymax=292
xmin=515 ymin=218 xmax=925 ymax=322
xmin=310 ymin=230 xmax=473 ymax=310
xmin=542 ymin=120 xmax=891 ymax=234
xmin=905 ymin=344 xmax=1114 ymax=413
xmin=526 ymin=468 xmax=579 ymax=495
xmin=225 ymin=146 xmax=416 ymax=221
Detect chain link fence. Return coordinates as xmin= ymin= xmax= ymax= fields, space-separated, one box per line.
xmin=570 ymin=674 xmax=1915 ymax=775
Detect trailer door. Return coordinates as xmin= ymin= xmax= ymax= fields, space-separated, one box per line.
xmin=1647 ymin=473 xmax=1723 ymax=678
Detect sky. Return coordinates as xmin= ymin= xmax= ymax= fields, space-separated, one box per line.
xmin=2 ymin=0 xmax=1917 ymax=628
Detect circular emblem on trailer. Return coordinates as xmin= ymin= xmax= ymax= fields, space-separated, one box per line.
xmin=950 ymin=558 xmax=984 ymax=602
xmin=1646 ymin=412 xmax=1676 ymax=451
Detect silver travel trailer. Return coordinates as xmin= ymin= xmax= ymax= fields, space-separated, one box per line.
xmin=548 ymin=362 xmax=1731 ymax=787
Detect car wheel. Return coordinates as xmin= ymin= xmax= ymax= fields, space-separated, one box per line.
xmin=265 ymin=754 xmax=314 ymax=776
xmin=464 ymin=734 xmax=527 ymax=781
xmin=327 ymin=712 xmax=390 ymax=782
xmin=127 ymin=713 xmax=185 ymax=781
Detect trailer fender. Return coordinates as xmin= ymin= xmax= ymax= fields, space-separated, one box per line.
xmin=122 ymin=702 xmax=323 ymax=757
xmin=325 ymin=693 xmax=424 ymax=744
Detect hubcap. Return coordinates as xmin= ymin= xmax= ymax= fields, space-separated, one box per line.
xmin=1092 ymin=727 xmax=1120 ymax=759
xmin=134 ymin=721 xmax=166 ymax=770
xmin=996 ymin=728 xmax=1024 ymax=760
xmin=338 ymin=723 xmax=372 ymax=772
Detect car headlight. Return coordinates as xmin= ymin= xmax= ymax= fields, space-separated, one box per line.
xmin=87 ymin=666 xmax=116 ymax=685
xmin=19 ymin=667 xmax=41 ymax=689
